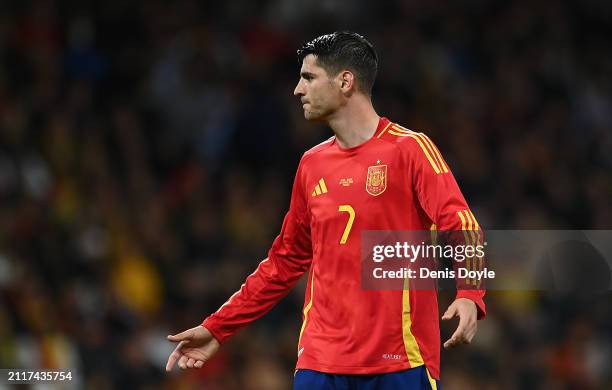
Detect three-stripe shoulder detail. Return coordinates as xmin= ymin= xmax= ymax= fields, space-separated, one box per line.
xmin=386 ymin=123 xmax=449 ymax=175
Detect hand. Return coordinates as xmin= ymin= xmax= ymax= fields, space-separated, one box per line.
xmin=165 ymin=325 xmax=220 ymax=372
xmin=441 ymin=298 xmax=477 ymax=349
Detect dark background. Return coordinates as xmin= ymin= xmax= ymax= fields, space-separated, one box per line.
xmin=0 ymin=0 xmax=611 ymax=388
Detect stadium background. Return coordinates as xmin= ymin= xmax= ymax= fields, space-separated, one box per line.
xmin=1 ymin=0 xmax=611 ymax=388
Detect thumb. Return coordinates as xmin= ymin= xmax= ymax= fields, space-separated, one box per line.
xmin=167 ymin=329 xmax=193 ymax=342
xmin=442 ymin=304 xmax=457 ymax=320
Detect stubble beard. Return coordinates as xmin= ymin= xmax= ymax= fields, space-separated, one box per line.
xmin=303 ymin=109 xmax=318 ymax=121
xmin=303 ymin=104 xmax=331 ymax=122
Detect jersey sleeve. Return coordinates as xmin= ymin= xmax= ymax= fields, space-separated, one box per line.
xmin=202 ymin=160 xmax=313 ymax=343
xmin=405 ymin=132 xmax=486 ymax=320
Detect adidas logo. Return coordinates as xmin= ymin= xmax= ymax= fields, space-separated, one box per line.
xmin=311 ymin=178 xmax=328 ymax=197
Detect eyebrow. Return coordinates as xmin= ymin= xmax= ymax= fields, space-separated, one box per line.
xmin=300 ymin=71 xmax=315 ymax=78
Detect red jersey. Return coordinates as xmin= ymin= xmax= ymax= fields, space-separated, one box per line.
xmin=203 ymin=117 xmax=485 ymax=380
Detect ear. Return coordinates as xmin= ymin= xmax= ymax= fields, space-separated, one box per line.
xmin=338 ymin=70 xmax=355 ymax=93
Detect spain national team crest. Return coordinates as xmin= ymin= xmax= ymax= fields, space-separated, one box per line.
xmin=366 ymin=164 xmax=387 ymax=196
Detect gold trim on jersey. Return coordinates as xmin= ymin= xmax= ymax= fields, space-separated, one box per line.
xmin=409 ymin=129 xmax=448 ymax=174
xmin=298 ymin=267 xmax=315 ymax=351
xmin=391 ymin=125 xmax=439 ymax=173
xmin=426 ymin=367 xmax=438 ymax=390
xmin=457 ymin=209 xmax=483 ymax=287
xmin=465 ymin=210 xmax=483 ymax=288
xmin=375 ymin=121 xmax=393 ymax=138
xmin=387 ymin=124 xmax=449 ymax=175
xmin=457 ymin=210 xmax=472 ymax=286
xmin=402 ymin=277 xmax=425 ymax=369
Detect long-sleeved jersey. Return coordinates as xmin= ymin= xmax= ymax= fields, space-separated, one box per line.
xmin=202 ymin=117 xmax=485 ymax=379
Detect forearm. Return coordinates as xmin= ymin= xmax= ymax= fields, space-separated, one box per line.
xmin=203 ymin=252 xmax=310 ymax=343
xmin=445 ymin=222 xmax=487 ymax=320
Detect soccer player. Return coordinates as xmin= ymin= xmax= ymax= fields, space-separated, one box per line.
xmin=166 ymin=31 xmax=485 ymax=389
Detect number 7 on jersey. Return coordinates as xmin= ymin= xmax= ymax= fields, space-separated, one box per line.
xmin=338 ymin=205 xmax=355 ymax=244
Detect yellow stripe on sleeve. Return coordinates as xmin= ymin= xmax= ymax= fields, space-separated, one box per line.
xmin=388 ymin=129 xmax=411 ymax=137
xmin=385 ymin=124 xmax=450 ymax=175
xmin=419 ymin=133 xmax=449 ymax=173
xmin=457 ymin=211 xmax=474 ymax=286
xmin=409 ymin=132 xmax=445 ymax=174
xmin=405 ymin=134 xmax=441 ymax=174
xmin=376 ymin=122 xmax=393 ymax=138
xmin=463 ymin=210 xmax=475 ymax=285
xmin=463 ymin=210 xmax=477 ymax=244
xmin=463 ymin=210 xmax=480 ymax=286
xmin=390 ymin=124 xmax=449 ymax=174
xmin=457 ymin=210 xmax=467 ymax=231
xmin=390 ymin=124 xmax=411 ymax=132
xmin=468 ymin=210 xmax=483 ymax=288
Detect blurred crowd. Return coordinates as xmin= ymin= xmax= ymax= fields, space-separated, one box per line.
xmin=0 ymin=0 xmax=611 ymax=388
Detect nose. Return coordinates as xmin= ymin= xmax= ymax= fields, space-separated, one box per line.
xmin=294 ymin=79 xmax=304 ymax=97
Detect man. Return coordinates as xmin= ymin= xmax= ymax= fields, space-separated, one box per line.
xmin=166 ymin=31 xmax=485 ymax=389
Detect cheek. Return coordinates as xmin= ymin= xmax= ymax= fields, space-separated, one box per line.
xmin=313 ymin=86 xmax=332 ymax=104
xmin=320 ymin=89 xmax=340 ymax=109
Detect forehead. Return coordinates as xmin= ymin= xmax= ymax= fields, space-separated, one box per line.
xmin=300 ymin=54 xmax=327 ymax=75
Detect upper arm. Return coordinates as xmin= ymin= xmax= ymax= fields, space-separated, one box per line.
xmin=402 ymin=131 xmax=472 ymax=231
xmin=267 ymin=157 xmax=313 ymax=273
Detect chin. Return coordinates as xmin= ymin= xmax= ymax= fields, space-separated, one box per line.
xmin=304 ymin=110 xmax=324 ymax=122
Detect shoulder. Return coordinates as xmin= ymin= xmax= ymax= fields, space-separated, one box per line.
xmin=378 ymin=122 xmax=432 ymax=147
xmin=301 ymin=136 xmax=335 ymax=161
xmin=379 ymin=122 xmax=449 ymax=173
xmin=291 ymin=136 xmax=335 ymax=180
xmin=379 ymin=122 xmax=443 ymax=155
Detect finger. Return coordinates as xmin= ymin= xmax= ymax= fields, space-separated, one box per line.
xmin=165 ymin=354 xmax=176 ymax=372
xmin=441 ymin=304 xmax=457 ymax=320
xmin=178 ymin=355 xmax=189 ymax=370
xmin=165 ymin=341 xmax=187 ymax=372
xmin=465 ymin=321 xmax=478 ymax=343
xmin=443 ymin=329 xmax=465 ymax=349
xmin=465 ymin=330 xmax=475 ymax=344
xmin=443 ymin=332 xmax=459 ymax=349
xmin=195 ymin=361 xmax=204 ymax=368
xmin=443 ymin=337 xmax=455 ymax=349
xmin=167 ymin=328 xmax=193 ymax=342
xmin=444 ymin=335 xmax=465 ymax=349
xmin=165 ymin=351 xmax=179 ymax=372
xmin=452 ymin=316 xmax=468 ymax=341
xmin=186 ymin=358 xmax=195 ymax=369
xmin=444 ymin=315 xmax=469 ymax=349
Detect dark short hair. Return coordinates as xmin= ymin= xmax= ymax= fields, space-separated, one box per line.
xmin=297 ymin=31 xmax=378 ymax=96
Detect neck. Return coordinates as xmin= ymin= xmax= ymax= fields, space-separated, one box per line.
xmin=327 ymin=95 xmax=380 ymax=149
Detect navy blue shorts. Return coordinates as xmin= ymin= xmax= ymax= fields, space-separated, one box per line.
xmin=293 ymin=365 xmax=439 ymax=390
